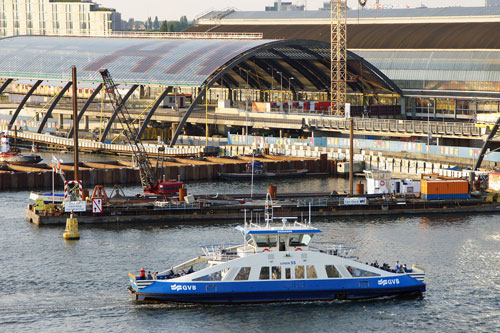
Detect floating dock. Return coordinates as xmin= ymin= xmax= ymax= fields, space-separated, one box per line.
xmin=26 ymin=192 xmax=500 ymax=226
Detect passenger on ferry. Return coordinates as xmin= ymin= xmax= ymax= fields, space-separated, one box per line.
xmin=395 ymin=261 xmax=400 ymax=272
xmin=139 ymin=268 xmax=146 ymax=280
xmin=147 ymin=271 xmax=153 ymax=280
xmin=153 ymin=272 xmax=158 ymax=280
xmin=168 ymin=267 xmax=175 ymax=277
xmin=187 ymin=266 xmax=194 ymax=274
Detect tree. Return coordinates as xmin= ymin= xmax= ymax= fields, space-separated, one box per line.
xmin=167 ymin=21 xmax=179 ymax=32
xmin=179 ymin=16 xmax=188 ymax=30
xmin=159 ymin=20 xmax=168 ymax=32
xmin=153 ymin=16 xmax=160 ymax=31
xmin=146 ymin=17 xmax=152 ymax=30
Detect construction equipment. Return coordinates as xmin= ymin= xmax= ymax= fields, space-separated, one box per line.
xmin=99 ymin=69 xmax=183 ymax=195
xmin=330 ymin=0 xmax=347 ymax=116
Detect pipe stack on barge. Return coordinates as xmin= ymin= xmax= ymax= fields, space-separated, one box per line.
xmin=26 ymin=189 xmax=500 ymax=226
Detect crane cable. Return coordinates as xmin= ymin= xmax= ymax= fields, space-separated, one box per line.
xmin=110 ymin=94 xmax=162 ymax=144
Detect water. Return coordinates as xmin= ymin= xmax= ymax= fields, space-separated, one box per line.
xmin=1 ymin=177 xmax=500 ymax=332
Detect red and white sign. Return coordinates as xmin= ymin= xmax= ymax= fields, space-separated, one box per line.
xmin=92 ymin=198 xmax=103 ymax=214
xmin=64 ymin=180 xmax=83 ymax=201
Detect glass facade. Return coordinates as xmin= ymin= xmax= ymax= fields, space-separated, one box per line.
xmin=0 ymin=0 xmax=118 ymax=37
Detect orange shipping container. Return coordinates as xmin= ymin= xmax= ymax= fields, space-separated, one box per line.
xmin=421 ymin=179 xmax=468 ymax=195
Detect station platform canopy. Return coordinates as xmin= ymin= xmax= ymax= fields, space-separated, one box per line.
xmin=0 ymin=35 xmax=400 ymax=95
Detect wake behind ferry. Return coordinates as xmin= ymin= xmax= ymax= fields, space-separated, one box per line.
xmin=128 ymin=194 xmax=426 ymax=304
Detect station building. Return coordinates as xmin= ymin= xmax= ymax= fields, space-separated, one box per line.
xmin=188 ymin=6 xmax=500 ymax=123
xmin=0 ymin=34 xmax=400 ymax=143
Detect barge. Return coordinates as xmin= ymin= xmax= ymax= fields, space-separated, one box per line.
xmin=26 ymin=192 xmax=500 ymax=226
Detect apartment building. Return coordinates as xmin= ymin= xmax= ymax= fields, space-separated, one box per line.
xmin=0 ymin=0 xmax=122 ymax=37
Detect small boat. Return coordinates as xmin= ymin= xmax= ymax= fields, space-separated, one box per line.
xmin=219 ymin=161 xmax=308 ymax=180
xmin=128 ymin=194 xmax=426 ymax=304
xmin=0 ymin=133 xmax=41 ymax=165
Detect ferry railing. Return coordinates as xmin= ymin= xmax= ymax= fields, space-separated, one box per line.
xmin=201 ymin=244 xmax=240 ymax=261
xmin=311 ymin=242 xmax=358 ymax=259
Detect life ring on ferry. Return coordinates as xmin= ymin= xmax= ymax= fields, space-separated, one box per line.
xmin=209 ymin=209 xmax=215 ymax=214
xmin=379 ymin=180 xmax=385 ymax=186
xmin=296 ymin=248 xmax=303 ymax=251
xmin=262 ymin=248 xmax=270 ymax=252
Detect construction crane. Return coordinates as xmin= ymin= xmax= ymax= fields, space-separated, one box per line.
xmin=330 ymin=0 xmax=347 ymax=116
xmin=99 ymin=69 xmax=183 ymax=195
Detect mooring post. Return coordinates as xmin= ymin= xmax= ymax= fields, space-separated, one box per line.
xmin=349 ymin=117 xmax=354 ymax=196
xmin=72 ymin=66 xmax=79 ymax=181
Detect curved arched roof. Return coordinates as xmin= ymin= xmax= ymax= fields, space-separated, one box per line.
xmin=0 ymin=36 xmax=272 ymax=86
xmin=0 ymin=36 xmax=400 ymax=95
xmin=187 ymin=22 xmax=500 ymax=49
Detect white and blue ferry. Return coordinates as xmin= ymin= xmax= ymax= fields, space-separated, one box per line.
xmin=129 ymin=195 xmax=425 ymax=304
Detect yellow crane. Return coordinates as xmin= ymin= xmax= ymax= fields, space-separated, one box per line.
xmin=330 ymin=0 xmax=347 ymax=116
xmin=331 ymin=0 xmax=368 ymax=117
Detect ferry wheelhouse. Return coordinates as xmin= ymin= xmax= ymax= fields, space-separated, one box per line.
xmin=129 ymin=195 xmax=425 ymax=304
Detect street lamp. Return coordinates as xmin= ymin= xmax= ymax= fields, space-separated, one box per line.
xmin=288 ymin=77 xmax=294 ymax=113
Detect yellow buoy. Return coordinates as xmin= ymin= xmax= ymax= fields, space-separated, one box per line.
xmin=63 ymin=213 xmax=80 ymax=240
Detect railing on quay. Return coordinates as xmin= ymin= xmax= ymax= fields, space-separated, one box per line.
xmin=296 ymin=198 xmax=329 ymax=207
xmin=0 ymin=126 xmax=210 ymax=156
xmin=154 ymin=201 xmax=201 ymax=210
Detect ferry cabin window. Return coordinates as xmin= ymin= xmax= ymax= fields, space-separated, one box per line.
xmin=345 ymin=266 xmax=380 ymax=277
xmin=259 ymin=267 xmax=270 ymax=280
xmin=285 ymin=267 xmax=291 ymax=279
xmin=295 ymin=266 xmax=305 ymax=279
xmin=246 ymin=235 xmax=255 ymax=247
xmin=234 ymin=267 xmax=251 ymax=281
xmin=289 ymin=234 xmax=312 ymax=247
xmin=193 ymin=270 xmax=223 ymax=281
xmin=306 ymin=265 xmax=318 ymax=279
xmin=255 ymin=235 xmax=277 ymax=248
xmin=325 ymin=265 xmax=341 ymax=278
xmin=272 ymin=266 xmax=281 ymax=280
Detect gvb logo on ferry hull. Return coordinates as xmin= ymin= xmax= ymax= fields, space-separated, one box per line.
xmin=171 ymin=284 xmax=197 ymax=292
xmin=378 ymin=278 xmax=400 ymax=287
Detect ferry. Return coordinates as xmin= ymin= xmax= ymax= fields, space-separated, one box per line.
xmin=128 ymin=194 xmax=426 ymax=304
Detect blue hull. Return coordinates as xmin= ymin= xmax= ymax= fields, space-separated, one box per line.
xmin=131 ymin=276 xmax=425 ymax=304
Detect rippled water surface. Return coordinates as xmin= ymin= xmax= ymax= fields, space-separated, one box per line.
xmin=1 ymin=177 xmax=500 ymax=332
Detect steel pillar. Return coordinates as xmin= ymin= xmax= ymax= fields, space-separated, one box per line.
xmin=170 ymin=87 xmax=207 ymax=146
xmin=8 ymin=80 xmax=43 ymax=130
xmin=37 ymin=81 xmax=73 ymax=133
xmin=0 ymin=78 xmax=13 ymax=94
xmin=99 ymin=85 xmax=138 ymax=143
xmin=68 ymin=83 xmax=103 ymax=138
xmin=137 ymin=86 xmax=172 ymax=140
xmin=474 ymin=115 xmax=500 ymax=171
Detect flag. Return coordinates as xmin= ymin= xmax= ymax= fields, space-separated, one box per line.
xmin=52 ymin=155 xmax=65 ymax=175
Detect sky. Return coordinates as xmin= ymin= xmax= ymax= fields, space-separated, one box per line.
xmin=96 ymin=0 xmax=486 ymax=21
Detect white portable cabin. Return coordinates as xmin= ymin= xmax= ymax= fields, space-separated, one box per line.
xmin=364 ymin=170 xmax=420 ymax=195
xmin=162 ymin=94 xmax=186 ymax=108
